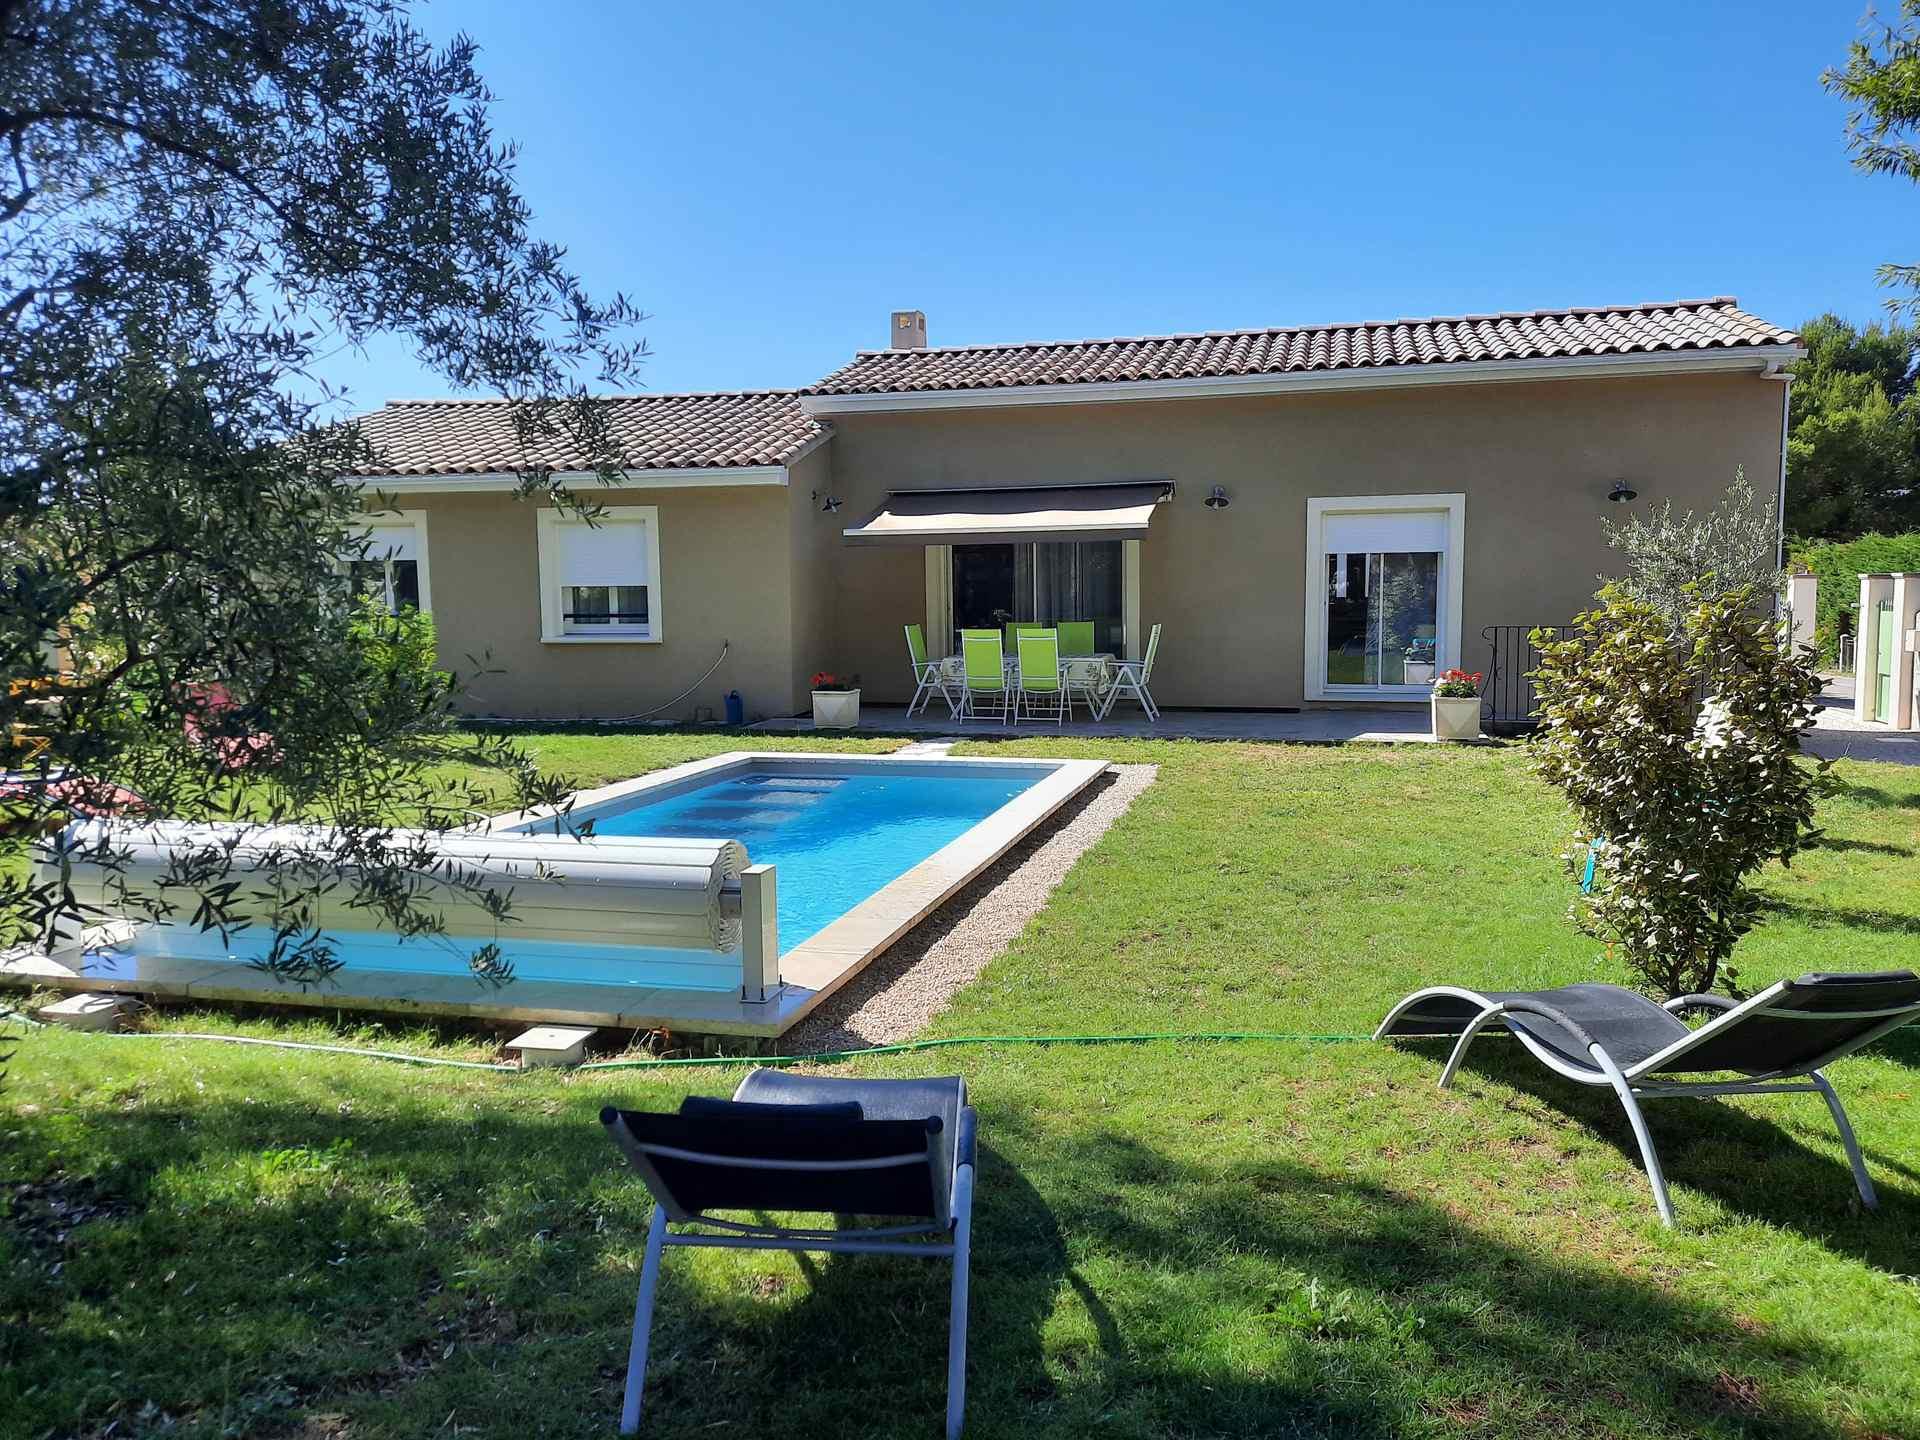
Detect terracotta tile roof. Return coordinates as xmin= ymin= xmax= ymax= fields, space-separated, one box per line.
xmin=346 ymin=391 xmax=827 ymax=476
xmin=805 ymin=298 xmax=1799 ymax=397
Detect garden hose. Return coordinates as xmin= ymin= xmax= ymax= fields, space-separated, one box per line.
xmin=574 ymin=1030 xmax=1371 ymax=1071
xmin=19 ymin=1022 xmax=1373 ymax=1073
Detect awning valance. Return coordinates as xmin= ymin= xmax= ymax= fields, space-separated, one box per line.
xmin=842 ymin=481 xmax=1172 ymax=546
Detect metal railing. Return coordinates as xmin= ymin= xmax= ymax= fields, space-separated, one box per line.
xmin=1480 ymin=624 xmax=1566 ymax=734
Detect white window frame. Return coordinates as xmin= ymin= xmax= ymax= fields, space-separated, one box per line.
xmin=348 ymin=508 xmax=432 ymax=614
xmin=537 ymin=507 xmax=663 ymax=645
xmin=1303 ymin=493 xmax=1465 ymax=702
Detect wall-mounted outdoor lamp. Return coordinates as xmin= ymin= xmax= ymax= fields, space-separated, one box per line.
xmin=1203 ymin=485 xmax=1231 ymax=510
xmin=1607 ymin=479 xmax=1639 ymax=504
xmin=815 ymin=492 xmax=843 ymax=513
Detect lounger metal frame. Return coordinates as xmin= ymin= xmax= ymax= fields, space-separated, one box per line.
xmin=1376 ymin=980 xmax=1920 ymax=1226
xmin=603 ymin=1110 xmax=977 ymax=1439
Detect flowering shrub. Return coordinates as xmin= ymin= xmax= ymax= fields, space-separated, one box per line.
xmin=1530 ymin=583 xmax=1829 ymax=997
xmin=1431 ymin=668 xmax=1483 ymax=698
xmin=810 ymin=671 xmax=858 ymax=692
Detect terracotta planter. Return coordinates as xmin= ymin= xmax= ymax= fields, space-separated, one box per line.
xmin=811 ymin=688 xmax=861 ymax=729
xmin=1430 ymin=693 xmax=1481 ymax=741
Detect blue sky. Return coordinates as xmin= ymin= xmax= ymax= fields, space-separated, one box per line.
xmin=315 ymin=1 xmax=1917 ymax=411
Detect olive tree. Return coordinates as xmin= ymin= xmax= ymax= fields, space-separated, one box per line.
xmin=1529 ymin=584 xmax=1829 ymax=998
xmin=1598 ymin=471 xmax=1784 ymax=633
xmin=0 ymin=0 xmax=645 ymax=987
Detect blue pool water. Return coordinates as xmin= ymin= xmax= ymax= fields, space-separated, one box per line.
xmin=114 ymin=763 xmax=1045 ymax=993
xmin=581 ymin=767 xmax=1039 ymax=949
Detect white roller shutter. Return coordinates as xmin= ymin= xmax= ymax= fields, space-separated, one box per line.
xmin=359 ymin=522 xmax=418 ymax=562
xmin=1323 ymin=510 xmax=1448 ymax=554
xmin=558 ymin=518 xmax=649 ymax=587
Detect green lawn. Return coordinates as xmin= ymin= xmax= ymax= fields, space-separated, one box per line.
xmin=6 ymin=735 xmax=1920 ymax=1439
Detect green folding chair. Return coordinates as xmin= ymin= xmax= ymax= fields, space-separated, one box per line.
xmin=961 ymin=632 xmax=1012 ymax=724
xmin=1016 ymin=629 xmax=1067 ymax=724
xmin=1056 ymin=621 xmax=1096 ymax=657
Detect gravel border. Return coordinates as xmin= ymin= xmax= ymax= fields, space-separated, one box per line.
xmin=783 ymin=762 xmax=1156 ymax=1053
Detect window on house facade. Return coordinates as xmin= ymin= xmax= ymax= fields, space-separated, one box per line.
xmin=348 ymin=514 xmax=429 ymax=614
xmin=537 ymin=508 xmax=661 ymax=642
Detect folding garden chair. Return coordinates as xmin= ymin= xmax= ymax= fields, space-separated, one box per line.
xmin=601 ymin=1070 xmax=978 ymax=1438
xmin=1055 ymin=621 xmax=1096 ymax=657
xmin=960 ymin=631 xmax=1012 ymax=724
xmin=904 ymin=624 xmax=959 ymax=718
xmin=1095 ymin=623 xmax=1160 ymax=721
xmin=1376 ymin=970 xmax=1920 ymax=1225
xmin=1016 ymin=628 xmax=1068 ymax=724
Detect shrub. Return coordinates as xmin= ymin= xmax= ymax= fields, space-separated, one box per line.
xmin=1789 ymin=530 xmax=1920 ymax=662
xmin=1529 ymin=584 xmax=1829 ymax=997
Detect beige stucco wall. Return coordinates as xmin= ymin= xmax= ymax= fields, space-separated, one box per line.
xmin=784 ymin=444 xmax=842 ymax=703
xmin=393 ymin=482 xmax=811 ymax=721
xmin=822 ymin=371 xmax=1786 ymax=708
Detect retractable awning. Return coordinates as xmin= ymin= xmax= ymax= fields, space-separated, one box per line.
xmin=842 ymin=481 xmax=1173 ymax=546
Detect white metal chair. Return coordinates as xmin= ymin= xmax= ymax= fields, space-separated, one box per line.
xmin=904 ymin=624 xmax=959 ymax=718
xmin=1095 ymin=623 xmax=1161 ymax=721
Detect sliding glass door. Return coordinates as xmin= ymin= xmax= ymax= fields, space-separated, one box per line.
xmin=951 ymin=540 xmax=1125 ymax=651
xmin=1324 ymin=550 xmax=1440 ymax=686
xmin=1313 ymin=503 xmax=1455 ymax=695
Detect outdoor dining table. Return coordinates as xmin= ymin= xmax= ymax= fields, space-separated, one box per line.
xmin=939 ymin=651 xmax=1115 ymax=679
xmin=936 ymin=649 xmax=1114 ymax=720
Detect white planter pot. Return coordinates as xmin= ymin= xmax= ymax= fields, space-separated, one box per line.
xmin=812 ymin=688 xmax=861 ymax=729
xmin=1430 ymin=693 xmax=1481 ymax=741
xmin=1403 ymin=660 xmax=1436 ymax=685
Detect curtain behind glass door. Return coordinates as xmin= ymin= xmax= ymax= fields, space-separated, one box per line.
xmin=1034 ymin=540 xmax=1124 ymax=652
xmin=953 ymin=539 xmax=1125 ymax=652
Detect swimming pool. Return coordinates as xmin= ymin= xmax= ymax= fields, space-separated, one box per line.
xmin=20 ymin=752 xmax=1112 ymax=1036
xmin=546 ymin=766 xmax=1040 ymax=951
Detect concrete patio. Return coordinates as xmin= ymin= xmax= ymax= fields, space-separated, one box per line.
xmin=1801 ymin=675 xmax=1920 ymax=767
xmin=753 ymin=703 xmax=1446 ymax=743
xmin=752 ymin=685 xmax=1920 ymax=763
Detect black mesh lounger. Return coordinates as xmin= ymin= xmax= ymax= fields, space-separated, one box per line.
xmin=1376 ymin=971 xmax=1920 ymax=1226
xmin=601 ymin=1070 xmax=977 ymax=1437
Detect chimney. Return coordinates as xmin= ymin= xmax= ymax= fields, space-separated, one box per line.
xmin=890 ymin=310 xmax=928 ymax=349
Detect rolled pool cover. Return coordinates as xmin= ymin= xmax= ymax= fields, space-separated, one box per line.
xmin=36 ymin=819 xmax=750 ymax=953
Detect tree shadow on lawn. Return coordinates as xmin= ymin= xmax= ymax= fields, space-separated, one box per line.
xmin=3 ymin=1094 xmax=1878 ymax=1440
xmin=1825 ymin=780 xmax=1920 ymax=812
xmin=1446 ymin=1042 xmax=1920 ymax=1273
xmin=1808 ymin=835 xmax=1914 ymax=857
xmin=1759 ymin=896 xmax=1920 ymax=940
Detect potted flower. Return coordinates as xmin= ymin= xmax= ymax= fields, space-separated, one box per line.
xmin=810 ymin=671 xmax=861 ymax=728
xmin=1429 ymin=668 xmax=1483 ymax=741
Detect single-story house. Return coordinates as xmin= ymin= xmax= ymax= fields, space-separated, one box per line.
xmin=345 ymin=297 xmax=1802 ymax=721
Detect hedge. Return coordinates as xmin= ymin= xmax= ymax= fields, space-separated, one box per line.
xmin=1789 ymin=531 xmax=1920 ymax=662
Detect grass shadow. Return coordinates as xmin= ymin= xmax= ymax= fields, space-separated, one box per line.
xmin=1445 ymin=1042 xmax=1920 ymax=1273
xmin=1826 ymin=780 xmax=1920 ymax=812
xmin=1810 ymin=836 xmax=1914 ymax=857
xmin=2 ymin=1091 xmax=1884 ymax=1438
xmin=1758 ymin=896 xmax=1920 ymax=940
